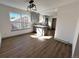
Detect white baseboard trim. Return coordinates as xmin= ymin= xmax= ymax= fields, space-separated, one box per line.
xmin=54 ymin=38 xmax=72 ymax=45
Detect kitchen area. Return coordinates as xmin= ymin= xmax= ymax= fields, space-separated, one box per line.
xmin=31 ymin=12 xmax=57 ymax=38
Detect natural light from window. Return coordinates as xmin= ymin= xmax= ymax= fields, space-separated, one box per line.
xmin=30 ymin=34 xmax=52 ymax=41
xmin=9 ymin=12 xmax=32 ymax=31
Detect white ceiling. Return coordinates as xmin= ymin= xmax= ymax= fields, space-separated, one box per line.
xmin=0 ymin=0 xmax=77 ymax=15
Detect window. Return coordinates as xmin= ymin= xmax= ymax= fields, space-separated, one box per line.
xmin=9 ymin=12 xmax=31 ymax=31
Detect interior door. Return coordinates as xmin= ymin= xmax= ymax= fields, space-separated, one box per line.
xmin=51 ymin=18 xmax=57 ymax=30
xmin=45 ymin=18 xmax=48 ymax=26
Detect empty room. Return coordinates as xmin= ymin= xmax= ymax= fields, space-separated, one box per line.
xmin=0 ymin=0 xmax=79 ymax=58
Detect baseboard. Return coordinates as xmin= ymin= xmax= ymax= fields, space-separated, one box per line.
xmin=2 ymin=32 xmax=33 ymax=39
xmin=54 ymin=38 xmax=72 ymax=45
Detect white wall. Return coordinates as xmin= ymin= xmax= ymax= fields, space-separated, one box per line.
xmin=31 ymin=12 xmax=39 ymax=24
xmin=55 ymin=1 xmax=79 ymax=44
xmin=0 ymin=33 xmax=1 ymax=47
xmin=72 ymin=16 xmax=79 ymax=57
xmin=0 ymin=4 xmax=33 ymax=38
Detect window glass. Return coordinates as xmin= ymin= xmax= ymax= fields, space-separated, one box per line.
xmin=9 ymin=12 xmax=31 ymax=31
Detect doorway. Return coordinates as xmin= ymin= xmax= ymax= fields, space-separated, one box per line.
xmin=45 ymin=18 xmax=57 ymax=37
xmin=51 ymin=18 xmax=57 ymax=37
xmin=51 ymin=18 xmax=57 ymax=30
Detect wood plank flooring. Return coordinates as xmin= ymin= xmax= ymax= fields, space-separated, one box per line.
xmin=0 ymin=33 xmax=72 ymax=58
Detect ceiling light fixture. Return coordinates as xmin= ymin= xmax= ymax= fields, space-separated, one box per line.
xmin=26 ymin=0 xmax=37 ymax=11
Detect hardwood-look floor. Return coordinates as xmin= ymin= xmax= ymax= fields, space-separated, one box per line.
xmin=0 ymin=33 xmax=72 ymax=58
